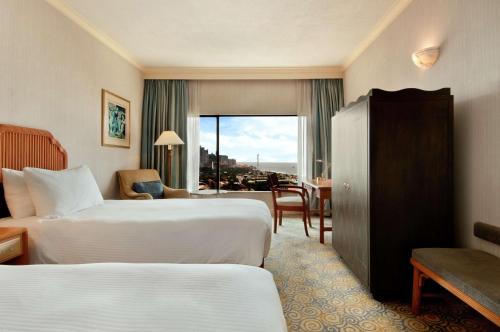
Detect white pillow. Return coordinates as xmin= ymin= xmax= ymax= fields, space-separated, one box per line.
xmin=23 ymin=165 xmax=103 ymax=218
xmin=2 ymin=169 xmax=36 ymax=219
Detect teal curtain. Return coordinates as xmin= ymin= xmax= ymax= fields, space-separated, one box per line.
xmin=141 ymin=80 xmax=188 ymax=188
xmin=311 ymin=79 xmax=344 ymax=178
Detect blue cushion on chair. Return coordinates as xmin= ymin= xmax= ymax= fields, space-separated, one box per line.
xmin=132 ymin=181 xmax=164 ymax=199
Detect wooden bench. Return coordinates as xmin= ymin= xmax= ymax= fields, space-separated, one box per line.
xmin=410 ymin=222 xmax=500 ymax=327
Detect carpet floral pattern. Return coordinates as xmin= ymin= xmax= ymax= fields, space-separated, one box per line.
xmin=265 ymin=217 xmax=497 ymax=332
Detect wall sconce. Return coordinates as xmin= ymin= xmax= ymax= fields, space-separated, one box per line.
xmin=412 ymin=47 xmax=440 ymax=69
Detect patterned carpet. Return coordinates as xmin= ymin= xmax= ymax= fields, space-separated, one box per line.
xmin=265 ymin=217 xmax=497 ymax=332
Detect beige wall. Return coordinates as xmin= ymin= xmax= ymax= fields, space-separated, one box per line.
xmin=0 ymin=0 xmax=143 ymax=198
xmin=344 ymin=0 xmax=500 ymax=256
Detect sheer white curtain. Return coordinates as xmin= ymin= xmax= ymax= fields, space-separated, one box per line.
xmin=186 ymin=81 xmax=200 ymax=192
xmin=297 ymin=80 xmax=312 ymax=183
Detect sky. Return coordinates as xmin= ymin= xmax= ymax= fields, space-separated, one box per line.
xmin=200 ymin=116 xmax=297 ymax=162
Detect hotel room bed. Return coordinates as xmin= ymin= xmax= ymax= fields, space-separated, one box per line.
xmin=0 ymin=263 xmax=287 ymax=332
xmin=1 ymin=198 xmax=272 ymax=266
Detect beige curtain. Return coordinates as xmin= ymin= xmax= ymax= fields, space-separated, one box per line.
xmin=186 ymin=81 xmax=200 ymax=192
xmin=297 ymin=80 xmax=312 ymax=183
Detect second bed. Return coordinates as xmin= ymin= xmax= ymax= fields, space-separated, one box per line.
xmin=3 ymin=198 xmax=272 ymax=266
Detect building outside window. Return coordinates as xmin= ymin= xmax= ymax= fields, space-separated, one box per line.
xmin=199 ymin=115 xmax=297 ymax=191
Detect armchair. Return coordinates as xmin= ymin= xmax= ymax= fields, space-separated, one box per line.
xmin=267 ymin=173 xmax=311 ymax=236
xmin=117 ymin=169 xmax=190 ymax=200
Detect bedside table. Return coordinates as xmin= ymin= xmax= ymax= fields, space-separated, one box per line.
xmin=0 ymin=227 xmax=29 ymax=265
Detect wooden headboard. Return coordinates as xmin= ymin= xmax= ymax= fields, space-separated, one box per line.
xmin=0 ymin=124 xmax=67 ymax=181
xmin=0 ymin=124 xmax=67 ymax=217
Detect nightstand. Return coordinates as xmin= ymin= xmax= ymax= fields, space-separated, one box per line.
xmin=0 ymin=227 xmax=29 ymax=265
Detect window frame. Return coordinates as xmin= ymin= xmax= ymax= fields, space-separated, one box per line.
xmin=199 ymin=114 xmax=297 ymax=191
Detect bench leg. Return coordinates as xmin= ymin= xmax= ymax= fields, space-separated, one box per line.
xmin=412 ymin=266 xmax=423 ymax=315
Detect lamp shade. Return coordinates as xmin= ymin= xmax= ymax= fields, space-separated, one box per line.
xmin=412 ymin=47 xmax=440 ymax=69
xmin=154 ymin=131 xmax=184 ymax=146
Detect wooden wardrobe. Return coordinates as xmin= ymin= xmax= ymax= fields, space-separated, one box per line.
xmin=331 ymin=88 xmax=454 ymax=300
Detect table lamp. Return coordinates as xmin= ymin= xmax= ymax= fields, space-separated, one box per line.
xmin=154 ymin=131 xmax=184 ymax=186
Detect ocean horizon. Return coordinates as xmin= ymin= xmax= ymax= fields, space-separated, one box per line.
xmin=239 ymin=162 xmax=297 ymax=175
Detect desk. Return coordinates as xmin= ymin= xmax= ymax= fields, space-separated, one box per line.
xmin=302 ymin=179 xmax=332 ymax=244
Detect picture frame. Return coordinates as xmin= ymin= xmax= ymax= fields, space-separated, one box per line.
xmin=101 ymin=89 xmax=130 ymax=148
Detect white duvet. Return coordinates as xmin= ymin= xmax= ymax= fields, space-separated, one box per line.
xmin=2 ymin=199 xmax=272 ymax=266
xmin=0 ymin=263 xmax=287 ymax=332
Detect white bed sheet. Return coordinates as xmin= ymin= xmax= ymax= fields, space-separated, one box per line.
xmin=1 ymin=199 xmax=272 ymax=266
xmin=0 ymin=263 xmax=287 ymax=332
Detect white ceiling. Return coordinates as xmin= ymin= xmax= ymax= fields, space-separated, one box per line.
xmin=59 ymin=0 xmax=401 ymax=68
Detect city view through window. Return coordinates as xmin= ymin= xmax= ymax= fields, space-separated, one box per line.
xmin=199 ymin=116 xmax=298 ymax=191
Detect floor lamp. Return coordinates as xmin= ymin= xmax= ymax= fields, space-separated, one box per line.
xmin=154 ymin=131 xmax=184 ymax=187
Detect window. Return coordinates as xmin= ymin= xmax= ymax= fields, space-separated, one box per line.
xmin=199 ymin=115 xmax=298 ymax=191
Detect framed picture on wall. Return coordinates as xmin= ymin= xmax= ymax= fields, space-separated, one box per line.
xmin=101 ymin=89 xmax=130 ymax=148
